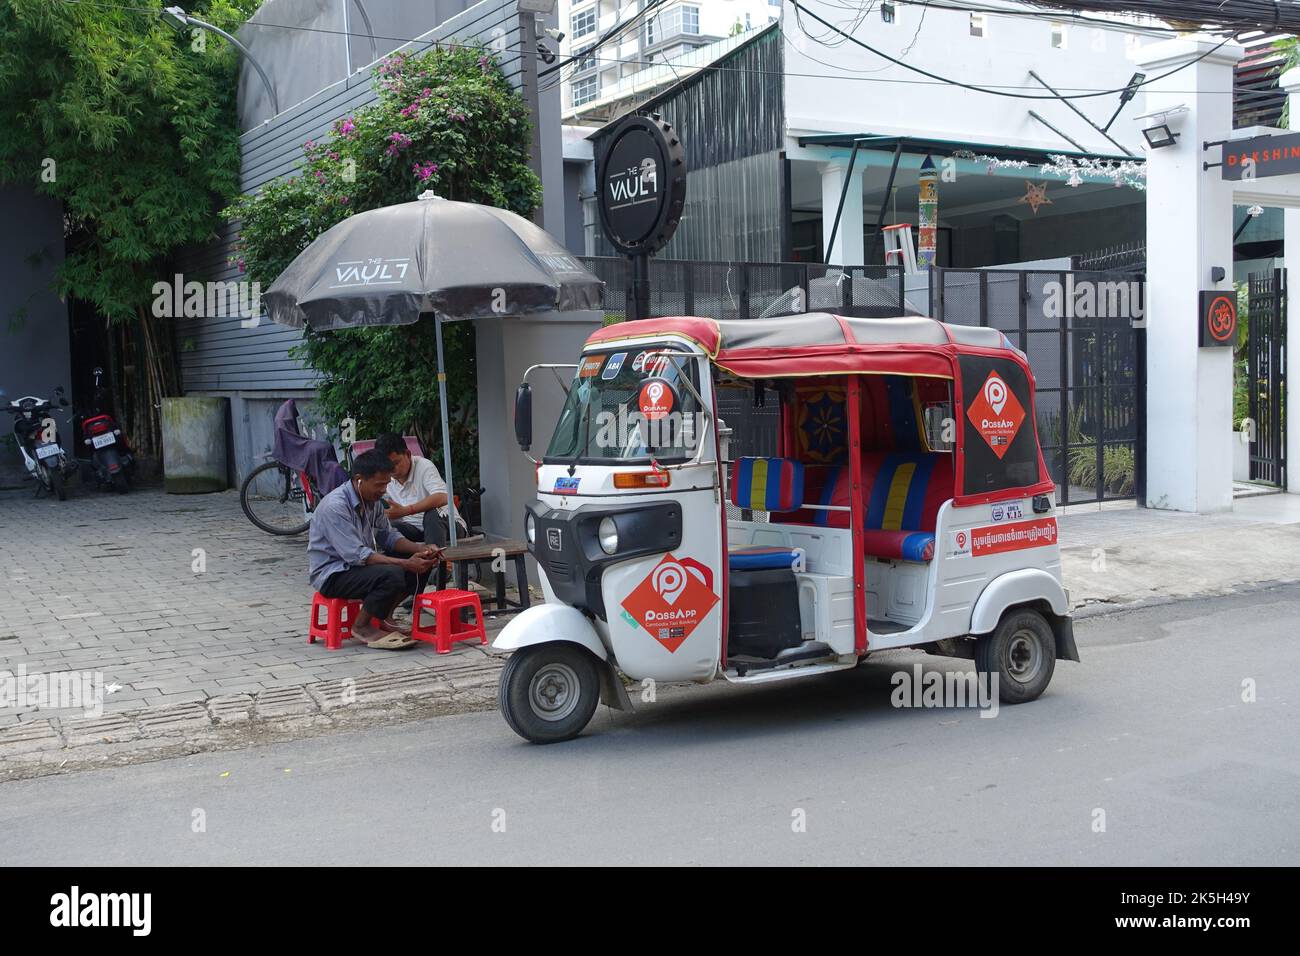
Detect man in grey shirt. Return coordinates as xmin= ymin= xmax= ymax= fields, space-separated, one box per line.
xmin=309 ymin=450 xmax=439 ymax=649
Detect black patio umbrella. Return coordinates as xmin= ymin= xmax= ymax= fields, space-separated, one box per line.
xmin=264 ymin=192 xmax=605 ymax=544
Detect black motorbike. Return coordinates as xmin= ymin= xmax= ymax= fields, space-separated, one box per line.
xmin=79 ymin=367 xmax=135 ymax=494
xmin=5 ymin=387 xmax=76 ymax=500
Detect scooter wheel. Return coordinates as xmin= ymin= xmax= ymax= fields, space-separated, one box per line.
xmin=499 ymin=643 xmax=601 ymax=744
xmin=112 ymin=472 xmax=129 ymax=494
xmin=50 ymin=468 xmax=66 ymax=501
xmin=974 ymin=608 xmax=1056 ymax=705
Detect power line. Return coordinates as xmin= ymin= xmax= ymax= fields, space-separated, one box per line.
xmin=48 ymin=0 xmax=1257 ymax=102
xmin=789 ymin=0 xmax=1239 ymax=100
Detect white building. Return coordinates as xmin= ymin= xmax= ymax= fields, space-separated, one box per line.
xmin=570 ymin=0 xmax=1171 ymax=267
xmin=557 ymin=0 xmax=780 ymax=123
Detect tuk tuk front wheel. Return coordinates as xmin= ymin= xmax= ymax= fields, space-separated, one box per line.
xmin=499 ymin=643 xmax=601 ymax=744
xmin=975 ymin=608 xmax=1056 ymax=705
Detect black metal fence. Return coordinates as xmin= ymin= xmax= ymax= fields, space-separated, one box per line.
xmin=581 ymin=255 xmax=1146 ymax=506
xmin=931 ymin=268 xmax=1146 ymax=506
xmin=577 ymin=257 xmax=912 ymax=323
xmin=1247 ymin=268 xmax=1287 ymax=487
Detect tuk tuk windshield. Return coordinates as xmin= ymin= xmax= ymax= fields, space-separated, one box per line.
xmin=544 ymin=346 xmax=704 ymax=464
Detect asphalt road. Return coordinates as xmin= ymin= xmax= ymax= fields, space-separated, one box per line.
xmin=2 ymin=587 xmax=1297 ymax=866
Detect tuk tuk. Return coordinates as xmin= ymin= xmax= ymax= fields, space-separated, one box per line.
xmin=497 ymin=312 xmax=1078 ymax=743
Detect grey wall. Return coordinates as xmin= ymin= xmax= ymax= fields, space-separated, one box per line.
xmin=0 ymin=187 xmax=71 ymax=486
xmin=237 ymin=0 xmax=485 ymax=132
xmin=475 ymin=311 xmax=602 ymax=553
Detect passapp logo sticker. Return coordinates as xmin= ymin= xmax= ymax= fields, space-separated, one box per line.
xmin=579 ymin=355 xmax=603 ymax=377
xmin=966 ymin=371 xmax=1025 ymax=459
xmin=951 ymin=528 xmax=972 ymax=557
xmin=620 ymin=554 xmax=719 ymax=652
xmin=638 ymin=379 xmax=674 ymax=420
xmin=970 ymin=517 xmax=1057 ymax=556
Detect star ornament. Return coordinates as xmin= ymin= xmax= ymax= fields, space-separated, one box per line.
xmin=1019 ymin=181 xmax=1053 ymax=214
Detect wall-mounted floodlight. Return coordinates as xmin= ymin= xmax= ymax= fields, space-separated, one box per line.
xmin=1133 ymin=104 xmax=1188 ymax=150
xmin=1141 ymin=124 xmax=1179 ymax=148
xmin=161 ymin=5 xmax=279 ymax=117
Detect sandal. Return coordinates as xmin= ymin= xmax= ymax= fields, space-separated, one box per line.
xmin=365 ymin=631 xmax=417 ymax=651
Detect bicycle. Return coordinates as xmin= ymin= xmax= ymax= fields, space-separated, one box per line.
xmin=239 ymin=459 xmax=323 ymax=535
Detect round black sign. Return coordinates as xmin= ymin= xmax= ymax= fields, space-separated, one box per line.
xmin=596 ymin=114 xmax=687 ymax=257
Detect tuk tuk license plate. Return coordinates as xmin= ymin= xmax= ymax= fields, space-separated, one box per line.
xmin=91 ymin=433 xmax=116 ymax=449
xmin=35 ymin=443 xmax=62 ymax=460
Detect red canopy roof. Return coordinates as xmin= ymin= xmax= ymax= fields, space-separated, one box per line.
xmin=585 ymin=314 xmax=1018 ymax=379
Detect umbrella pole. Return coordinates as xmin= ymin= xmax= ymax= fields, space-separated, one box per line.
xmin=434 ymin=312 xmax=458 ymax=548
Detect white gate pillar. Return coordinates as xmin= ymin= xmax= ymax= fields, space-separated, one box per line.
xmin=1138 ymin=37 xmax=1244 ymax=512
xmin=1281 ymin=68 xmax=1300 ymax=494
xmin=820 ymin=161 xmax=865 ymax=265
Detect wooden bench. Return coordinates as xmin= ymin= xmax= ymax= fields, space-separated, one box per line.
xmin=435 ymin=538 xmax=531 ymax=614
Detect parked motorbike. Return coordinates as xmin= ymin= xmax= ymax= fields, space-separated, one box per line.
xmin=5 ymin=387 xmax=76 ymax=500
xmin=80 ymin=367 xmax=135 ymax=494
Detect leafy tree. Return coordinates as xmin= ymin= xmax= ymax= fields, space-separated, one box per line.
xmin=228 ymin=45 xmax=541 ymax=487
xmin=0 ymin=0 xmax=256 ymax=456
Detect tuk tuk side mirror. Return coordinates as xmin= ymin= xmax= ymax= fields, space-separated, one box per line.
xmin=514 ymin=383 xmax=533 ymax=451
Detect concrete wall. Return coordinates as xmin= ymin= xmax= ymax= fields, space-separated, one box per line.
xmin=0 ymin=187 xmax=71 ymax=487
xmin=475 ymin=311 xmax=603 ymax=554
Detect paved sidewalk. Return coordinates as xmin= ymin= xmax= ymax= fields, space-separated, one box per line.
xmin=1059 ymin=492 xmax=1300 ymax=610
xmin=3 ymin=483 xmax=1300 ymax=779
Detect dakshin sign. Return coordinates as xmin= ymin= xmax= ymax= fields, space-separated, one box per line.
xmin=1219 ymin=132 xmax=1300 ymax=181
xmin=1198 ymin=290 xmax=1237 ymax=348
xmin=620 ymin=553 xmax=719 ymax=653
xmin=965 ymin=371 xmax=1026 ymax=459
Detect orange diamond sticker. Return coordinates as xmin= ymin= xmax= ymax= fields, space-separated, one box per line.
xmin=620 ymin=554 xmax=719 ymax=653
xmin=966 ymin=371 xmax=1026 ymax=460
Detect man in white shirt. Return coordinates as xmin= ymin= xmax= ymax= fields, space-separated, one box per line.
xmin=376 ymin=433 xmax=467 ymax=547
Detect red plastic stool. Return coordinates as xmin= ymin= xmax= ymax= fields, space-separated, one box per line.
xmin=411 ymin=589 xmax=487 ymax=654
xmin=308 ymin=594 xmax=364 ymax=651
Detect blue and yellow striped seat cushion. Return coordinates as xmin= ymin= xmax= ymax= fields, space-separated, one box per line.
xmin=730 ymin=457 xmax=805 ymax=513
xmin=773 ymin=452 xmax=954 ymax=562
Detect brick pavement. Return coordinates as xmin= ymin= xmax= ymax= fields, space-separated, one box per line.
xmin=0 ymin=485 xmax=515 ymax=776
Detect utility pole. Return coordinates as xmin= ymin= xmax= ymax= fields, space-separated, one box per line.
xmin=517 ymin=0 xmax=556 ymax=229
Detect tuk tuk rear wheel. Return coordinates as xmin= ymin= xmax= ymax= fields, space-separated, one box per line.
xmin=499 ymin=643 xmax=601 ymax=744
xmin=975 ymin=608 xmax=1056 ymax=704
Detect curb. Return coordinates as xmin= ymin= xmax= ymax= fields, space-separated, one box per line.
xmin=0 ymin=659 xmax=504 ymax=783
xmin=1068 ymin=577 xmax=1300 ymax=621
xmin=7 ymin=580 xmax=1298 ymax=782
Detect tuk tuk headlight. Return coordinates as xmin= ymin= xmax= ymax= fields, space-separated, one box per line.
xmin=598 ymin=517 xmax=619 ymax=555
xmin=525 ymin=512 xmax=536 ymax=545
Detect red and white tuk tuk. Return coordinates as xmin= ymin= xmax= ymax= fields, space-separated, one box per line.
xmin=497 ymin=312 xmax=1077 ymax=743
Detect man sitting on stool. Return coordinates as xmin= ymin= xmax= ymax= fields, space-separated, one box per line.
xmin=375 ymin=432 xmax=467 ymax=547
xmin=308 ymin=449 xmax=439 ymax=650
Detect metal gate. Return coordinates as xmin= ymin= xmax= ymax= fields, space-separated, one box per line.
xmin=1246 ymin=268 xmax=1287 ymax=487
xmin=931 ymin=268 xmax=1146 ymax=506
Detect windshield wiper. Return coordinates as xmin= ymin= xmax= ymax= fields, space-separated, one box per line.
xmin=568 ymin=396 xmax=594 ymax=477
